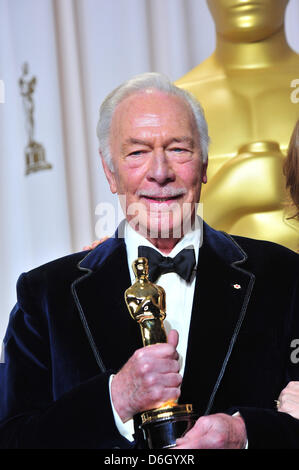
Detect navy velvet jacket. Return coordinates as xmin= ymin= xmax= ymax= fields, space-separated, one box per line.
xmin=0 ymin=223 xmax=299 ymax=449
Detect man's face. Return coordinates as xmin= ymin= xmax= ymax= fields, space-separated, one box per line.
xmin=207 ymin=0 xmax=289 ymax=42
xmin=102 ymin=90 xmax=207 ymax=240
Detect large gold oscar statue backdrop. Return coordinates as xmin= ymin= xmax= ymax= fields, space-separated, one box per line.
xmin=176 ymin=0 xmax=299 ymax=250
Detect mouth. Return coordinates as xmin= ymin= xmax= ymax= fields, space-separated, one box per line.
xmin=141 ymin=195 xmax=182 ymax=203
xmin=139 ymin=193 xmax=186 ymax=209
xmin=137 ymin=188 xmax=187 ymax=205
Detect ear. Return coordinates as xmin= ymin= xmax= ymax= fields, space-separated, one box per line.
xmin=100 ymin=152 xmax=117 ymax=194
xmin=202 ymin=160 xmax=208 ymax=184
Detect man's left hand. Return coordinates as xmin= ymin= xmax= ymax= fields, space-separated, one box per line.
xmin=175 ymin=413 xmax=247 ymax=449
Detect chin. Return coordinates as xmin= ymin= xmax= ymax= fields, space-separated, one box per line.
xmin=149 ymin=220 xmax=181 ymax=241
xmin=142 ymin=212 xmax=184 ymax=240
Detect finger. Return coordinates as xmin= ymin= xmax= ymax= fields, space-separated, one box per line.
xmin=175 ymin=436 xmax=190 ymax=447
xmin=280 ymin=391 xmax=299 ymax=405
xmin=176 ymin=435 xmax=219 ymax=450
xmin=132 ymin=348 xmax=181 ymax=382
xmin=176 ymin=425 xmax=201 ymax=445
xmin=155 ymin=372 xmax=182 ymax=388
xmin=175 ymin=433 xmax=204 ymax=449
xmin=278 ymin=400 xmax=299 ymax=419
xmin=175 ymin=440 xmax=198 ymax=449
xmin=279 ymin=397 xmax=299 ymax=414
xmin=149 ymin=385 xmax=181 ymax=408
xmin=142 ymin=368 xmax=182 ymax=391
xmin=283 ymin=392 xmax=299 ymax=402
xmin=141 ymin=367 xmax=182 ymax=393
xmin=278 ymin=382 xmax=299 ymax=402
xmin=175 ymin=419 xmax=204 ymax=448
xmin=140 ymin=342 xmax=179 ymax=360
xmin=168 ymin=329 xmax=179 ymax=349
xmin=147 ymin=358 xmax=180 ymax=374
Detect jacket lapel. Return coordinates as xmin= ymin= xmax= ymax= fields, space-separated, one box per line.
xmin=180 ymin=224 xmax=255 ymax=416
xmin=71 ymin=234 xmax=142 ymax=374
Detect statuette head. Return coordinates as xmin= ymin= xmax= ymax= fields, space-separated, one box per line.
xmin=132 ymin=257 xmax=149 ymax=278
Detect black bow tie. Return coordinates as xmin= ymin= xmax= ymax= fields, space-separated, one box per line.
xmin=138 ymin=245 xmax=196 ymax=283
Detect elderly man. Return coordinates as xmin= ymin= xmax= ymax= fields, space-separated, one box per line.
xmin=0 ymin=73 xmax=299 ymax=449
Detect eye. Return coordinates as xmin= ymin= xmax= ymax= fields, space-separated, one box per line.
xmin=169 ymin=147 xmax=190 ymax=154
xmin=128 ymin=150 xmax=144 ymax=157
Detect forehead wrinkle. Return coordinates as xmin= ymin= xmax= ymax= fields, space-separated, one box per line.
xmin=111 ymin=91 xmax=200 ymax=154
xmin=132 ymin=113 xmax=164 ymax=127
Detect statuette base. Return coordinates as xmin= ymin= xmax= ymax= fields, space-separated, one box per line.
xmin=25 ymin=141 xmax=52 ymax=175
xmin=134 ymin=404 xmax=197 ymax=449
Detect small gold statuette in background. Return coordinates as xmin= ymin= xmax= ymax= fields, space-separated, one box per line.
xmin=125 ymin=257 xmax=197 ymax=449
xmin=19 ymin=63 xmax=52 ymax=176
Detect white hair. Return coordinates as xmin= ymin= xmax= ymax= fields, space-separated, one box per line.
xmin=96 ymin=72 xmax=210 ymax=170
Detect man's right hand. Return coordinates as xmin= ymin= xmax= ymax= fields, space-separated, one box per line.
xmin=110 ymin=329 xmax=182 ymax=423
xmin=82 ymin=237 xmax=109 ymax=251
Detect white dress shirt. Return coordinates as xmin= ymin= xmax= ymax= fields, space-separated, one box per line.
xmin=109 ymin=221 xmax=201 ymax=441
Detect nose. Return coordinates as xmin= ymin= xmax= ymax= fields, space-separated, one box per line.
xmin=146 ymin=149 xmax=175 ymax=185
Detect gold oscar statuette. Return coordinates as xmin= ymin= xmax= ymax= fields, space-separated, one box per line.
xmin=124 ymin=257 xmax=197 ymax=449
xmin=176 ymin=0 xmax=299 ymax=251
